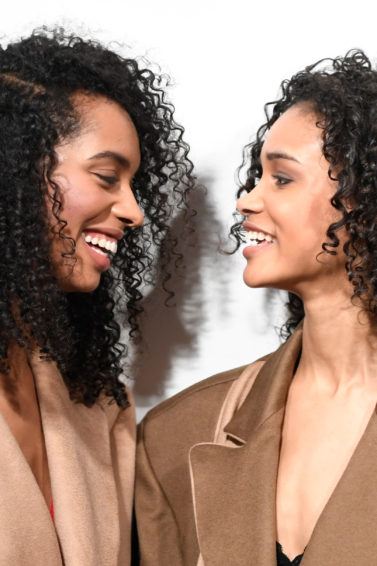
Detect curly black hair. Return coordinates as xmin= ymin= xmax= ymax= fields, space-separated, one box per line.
xmin=0 ymin=27 xmax=196 ymax=407
xmin=232 ymin=49 xmax=377 ymax=339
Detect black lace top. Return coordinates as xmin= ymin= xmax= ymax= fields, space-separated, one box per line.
xmin=276 ymin=542 xmax=304 ymax=565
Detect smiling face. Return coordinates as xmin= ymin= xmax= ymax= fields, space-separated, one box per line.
xmin=49 ymin=95 xmax=144 ymax=292
xmin=237 ymin=103 xmax=347 ymax=298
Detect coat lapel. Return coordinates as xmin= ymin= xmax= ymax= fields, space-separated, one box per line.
xmin=189 ymin=329 xmax=303 ymax=566
xmin=301 ymin=410 xmax=377 ymax=565
xmin=0 ymin=409 xmax=62 ymax=565
xmin=31 ymin=353 xmax=121 ymax=566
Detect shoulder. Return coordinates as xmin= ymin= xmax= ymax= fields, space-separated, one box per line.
xmin=136 ymin=353 xmax=275 ymax=524
xmin=98 ymin=388 xmax=136 ymax=432
xmin=139 ymin=354 xmax=272 ymax=451
xmin=144 ymin=364 xmax=248 ymax=421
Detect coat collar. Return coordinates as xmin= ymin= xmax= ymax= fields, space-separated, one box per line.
xmin=189 ymin=329 xmax=302 ymax=566
xmin=30 ymin=352 xmax=121 ymax=566
xmin=224 ymin=327 xmax=302 ymax=444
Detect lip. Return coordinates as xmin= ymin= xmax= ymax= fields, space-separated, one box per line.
xmin=241 ymin=221 xmax=275 ymax=259
xmin=80 ymin=226 xmax=122 ymax=272
xmin=242 ymin=221 xmax=275 ymax=239
xmin=83 ymin=226 xmax=124 ymax=241
xmin=83 ymin=239 xmax=111 ymax=271
xmin=242 ymin=240 xmax=273 ymax=259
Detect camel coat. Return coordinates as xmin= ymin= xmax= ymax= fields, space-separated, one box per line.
xmin=136 ymin=327 xmax=377 ymax=565
xmin=0 ymin=352 xmax=136 ymax=566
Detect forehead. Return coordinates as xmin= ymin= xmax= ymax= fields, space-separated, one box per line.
xmin=70 ymin=94 xmax=140 ymax=161
xmin=262 ymin=104 xmax=323 ymax=160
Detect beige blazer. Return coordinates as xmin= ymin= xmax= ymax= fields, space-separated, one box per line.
xmin=0 ymin=352 xmax=135 ymax=566
xmin=136 ymin=327 xmax=377 ymax=565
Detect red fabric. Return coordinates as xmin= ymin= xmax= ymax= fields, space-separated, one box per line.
xmin=49 ymin=499 xmax=54 ymax=522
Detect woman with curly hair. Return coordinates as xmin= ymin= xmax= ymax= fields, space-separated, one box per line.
xmin=0 ymin=28 xmax=194 ymax=565
xmin=136 ymin=50 xmax=377 ymax=566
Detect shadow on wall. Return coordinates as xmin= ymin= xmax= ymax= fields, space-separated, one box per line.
xmin=264 ymin=287 xmax=287 ymax=336
xmin=131 ymin=172 xmax=232 ymax=403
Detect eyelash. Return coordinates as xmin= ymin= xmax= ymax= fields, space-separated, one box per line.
xmin=272 ymin=174 xmax=292 ymax=187
xmin=94 ymin=173 xmax=119 ymax=186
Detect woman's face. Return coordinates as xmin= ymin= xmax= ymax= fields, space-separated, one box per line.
xmin=50 ymin=95 xmax=143 ymax=292
xmin=237 ymin=103 xmax=345 ymax=298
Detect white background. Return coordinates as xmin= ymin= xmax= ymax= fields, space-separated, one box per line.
xmin=3 ymin=1 xmax=377 ymax=419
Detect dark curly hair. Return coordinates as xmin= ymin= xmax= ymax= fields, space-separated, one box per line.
xmin=0 ymin=27 xmax=196 ymax=407
xmin=232 ymin=49 xmax=377 ymax=339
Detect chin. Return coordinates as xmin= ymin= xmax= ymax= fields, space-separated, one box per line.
xmin=242 ymin=269 xmax=275 ymax=289
xmin=75 ymin=282 xmax=101 ymax=293
xmin=242 ymin=264 xmax=301 ymax=292
xmin=59 ymin=275 xmax=101 ymax=293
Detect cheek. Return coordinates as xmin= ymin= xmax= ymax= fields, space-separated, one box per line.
xmin=57 ymin=179 xmax=99 ymax=233
xmin=62 ymin=195 xmax=88 ymax=220
xmin=298 ymin=200 xmax=332 ymax=252
xmin=306 ymin=188 xmax=341 ymax=246
xmin=273 ymin=191 xmax=339 ymax=255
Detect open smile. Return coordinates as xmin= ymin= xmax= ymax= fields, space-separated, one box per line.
xmin=81 ymin=230 xmax=120 ymax=271
xmin=242 ymin=223 xmax=276 ymax=258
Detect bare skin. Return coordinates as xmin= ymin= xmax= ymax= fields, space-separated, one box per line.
xmin=237 ymin=103 xmax=377 ymax=559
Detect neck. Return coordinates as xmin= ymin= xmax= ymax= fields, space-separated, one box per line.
xmin=298 ymin=293 xmax=377 ymax=392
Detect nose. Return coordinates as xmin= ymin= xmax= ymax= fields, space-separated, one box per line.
xmin=112 ymin=184 xmax=144 ymax=228
xmin=236 ymin=183 xmax=264 ymax=217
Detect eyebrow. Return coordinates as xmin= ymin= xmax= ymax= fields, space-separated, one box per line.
xmin=265 ymin=151 xmax=300 ymax=164
xmin=87 ymin=150 xmax=130 ymax=168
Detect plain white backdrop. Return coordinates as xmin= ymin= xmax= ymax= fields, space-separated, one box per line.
xmin=3 ymin=1 xmax=377 ymax=418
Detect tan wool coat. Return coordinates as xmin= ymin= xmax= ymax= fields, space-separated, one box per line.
xmin=136 ymin=327 xmax=377 ymax=565
xmin=0 ymin=352 xmax=136 ymax=566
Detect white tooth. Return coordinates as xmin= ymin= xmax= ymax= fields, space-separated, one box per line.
xmin=84 ymin=234 xmax=92 ymax=243
xmin=249 ymin=240 xmax=258 ymax=247
xmin=112 ymin=242 xmax=117 ymax=253
xmin=99 ymin=239 xmax=106 ymax=248
xmin=258 ymin=232 xmax=265 ymax=240
xmin=104 ymin=241 xmax=111 ymax=251
xmin=251 ymin=231 xmax=258 ymax=239
xmin=266 ymin=235 xmax=273 ymax=243
xmin=92 ymin=237 xmax=98 ymax=245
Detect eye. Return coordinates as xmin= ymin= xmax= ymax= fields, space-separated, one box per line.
xmin=93 ymin=173 xmax=119 ymax=186
xmin=272 ymin=174 xmax=292 ymax=187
